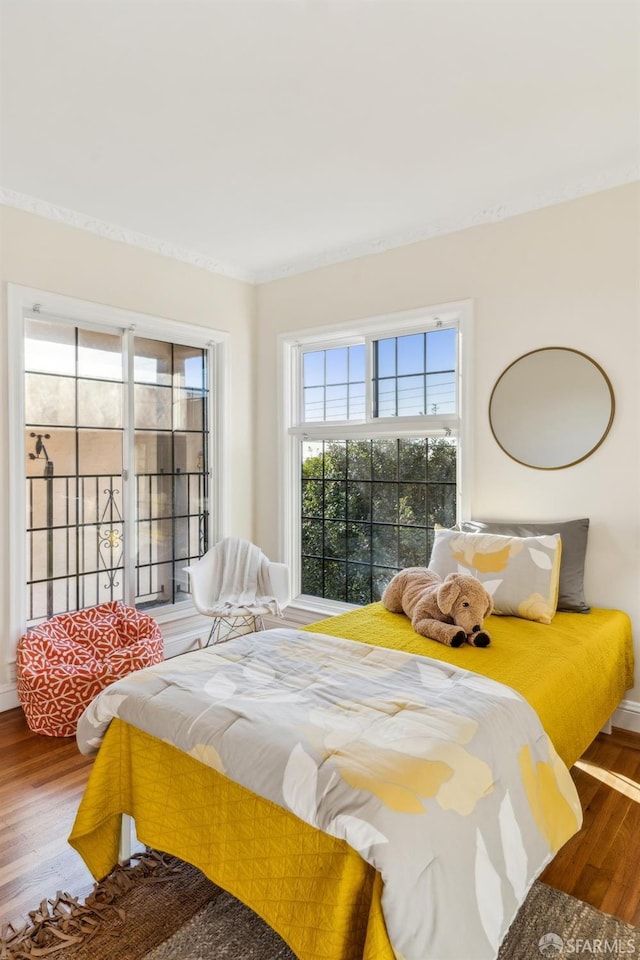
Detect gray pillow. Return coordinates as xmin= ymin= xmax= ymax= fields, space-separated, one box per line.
xmin=459 ymin=518 xmax=590 ymax=613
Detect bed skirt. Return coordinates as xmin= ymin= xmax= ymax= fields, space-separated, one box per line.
xmin=69 ymin=718 xmax=394 ymax=960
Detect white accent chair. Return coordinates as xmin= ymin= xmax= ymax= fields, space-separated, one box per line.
xmin=184 ymin=539 xmax=290 ymax=647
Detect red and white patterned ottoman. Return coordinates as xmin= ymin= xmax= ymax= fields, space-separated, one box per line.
xmin=16 ymin=601 xmax=164 ymax=737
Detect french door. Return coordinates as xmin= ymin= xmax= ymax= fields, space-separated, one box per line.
xmin=24 ymin=316 xmax=211 ymax=625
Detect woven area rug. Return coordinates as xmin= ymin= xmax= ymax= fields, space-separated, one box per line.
xmin=2 ymin=850 xmax=638 ymax=960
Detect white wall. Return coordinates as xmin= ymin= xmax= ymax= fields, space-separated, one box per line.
xmin=0 ymin=204 xmax=256 ymax=694
xmin=256 ymin=182 xmax=640 ymax=707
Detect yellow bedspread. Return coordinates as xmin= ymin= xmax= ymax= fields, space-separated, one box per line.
xmin=69 ymin=606 xmax=633 ymax=960
xmin=306 ymin=605 xmax=634 ymax=768
xmin=70 ymin=719 xmax=392 ymax=960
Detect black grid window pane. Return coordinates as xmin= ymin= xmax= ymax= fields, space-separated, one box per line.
xmin=300 ymin=438 xmax=456 ymax=604
xmin=134 ymin=338 xmax=209 ymax=610
xmin=24 ymin=317 xmax=127 ymax=623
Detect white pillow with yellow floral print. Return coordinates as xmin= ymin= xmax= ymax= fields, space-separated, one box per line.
xmin=428 ymin=529 xmax=562 ymax=624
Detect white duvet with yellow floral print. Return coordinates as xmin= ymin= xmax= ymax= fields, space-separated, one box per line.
xmin=77 ymin=628 xmax=582 ymax=960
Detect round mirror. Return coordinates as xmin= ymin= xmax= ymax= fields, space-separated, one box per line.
xmin=489 ymin=347 xmax=615 ymax=470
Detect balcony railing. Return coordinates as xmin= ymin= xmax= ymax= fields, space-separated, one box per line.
xmin=26 ymin=471 xmax=207 ymax=625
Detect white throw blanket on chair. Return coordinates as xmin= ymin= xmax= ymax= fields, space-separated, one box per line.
xmin=210 ymin=538 xmax=282 ymax=616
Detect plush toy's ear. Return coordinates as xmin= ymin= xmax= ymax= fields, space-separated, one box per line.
xmin=437 ymin=577 xmax=461 ymax=615
xmin=484 ymin=592 xmax=494 ymax=618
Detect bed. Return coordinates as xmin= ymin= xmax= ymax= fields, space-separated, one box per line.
xmin=306 ymin=603 xmax=634 ymax=768
xmin=69 ymin=604 xmax=633 ymax=960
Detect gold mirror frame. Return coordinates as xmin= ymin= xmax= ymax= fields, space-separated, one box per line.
xmin=489 ymin=347 xmax=615 ymax=470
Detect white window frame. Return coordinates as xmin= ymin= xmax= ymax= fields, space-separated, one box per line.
xmin=7 ymin=284 xmax=229 ymax=654
xmin=278 ymin=300 xmax=473 ymax=615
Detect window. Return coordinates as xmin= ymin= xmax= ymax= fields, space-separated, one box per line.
xmin=374 ymin=328 xmax=457 ymax=417
xmin=10 ymin=288 xmax=223 ymax=631
xmin=133 ymin=338 xmax=209 ymax=609
xmin=284 ymin=303 xmax=471 ymax=608
xmin=303 ymin=345 xmax=365 ymax=421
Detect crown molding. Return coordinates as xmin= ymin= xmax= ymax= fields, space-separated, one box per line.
xmin=0 ymin=187 xmax=254 ymax=284
xmin=2 ymin=163 xmax=639 ymax=287
xmin=252 ymin=163 xmax=640 ymax=283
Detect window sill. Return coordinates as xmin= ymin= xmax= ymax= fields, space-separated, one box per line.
xmin=276 ymin=595 xmax=362 ymax=628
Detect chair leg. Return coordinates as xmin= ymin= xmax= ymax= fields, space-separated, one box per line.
xmin=208 ymin=618 xmax=229 ymax=646
xmin=199 ymin=614 xmax=267 ymax=647
xmin=197 ymin=618 xmax=226 ymax=648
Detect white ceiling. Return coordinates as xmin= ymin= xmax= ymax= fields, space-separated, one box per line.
xmin=1 ymin=1 xmax=638 ymax=283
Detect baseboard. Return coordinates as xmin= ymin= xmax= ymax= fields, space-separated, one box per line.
xmin=612 ymin=698 xmax=640 ymax=733
xmin=0 ymin=681 xmax=20 ymax=713
xmin=163 ymin=633 xmax=206 ymax=658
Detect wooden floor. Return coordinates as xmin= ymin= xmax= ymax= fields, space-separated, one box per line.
xmin=1 ymin=707 xmax=639 ymax=930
